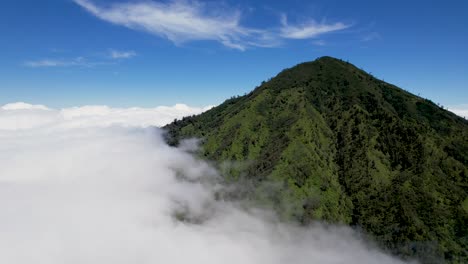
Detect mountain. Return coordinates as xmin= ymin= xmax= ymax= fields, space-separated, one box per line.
xmin=164 ymin=56 xmax=468 ymax=263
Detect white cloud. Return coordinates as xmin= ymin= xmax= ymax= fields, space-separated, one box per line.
xmin=110 ymin=49 xmax=137 ymax=59
xmin=0 ymin=102 xmax=212 ymax=130
xmin=280 ymin=15 xmax=350 ymax=39
xmin=449 ymin=104 xmax=468 ymax=118
xmin=1 ymin=102 xmax=50 ymax=111
xmin=74 ymin=0 xmax=349 ymax=50
xmin=74 ymin=0 xmax=265 ymax=51
xmin=0 ymin=102 xmax=407 ymax=264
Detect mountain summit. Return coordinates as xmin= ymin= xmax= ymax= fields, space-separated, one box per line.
xmin=165 ymin=57 xmax=468 ymax=263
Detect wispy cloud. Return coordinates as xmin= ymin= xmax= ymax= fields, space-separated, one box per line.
xmin=73 ymin=0 xmax=268 ymax=51
xmin=74 ymin=0 xmax=350 ymax=50
xmin=109 ymin=49 xmax=137 ymax=59
xmin=24 ymin=57 xmax=102 ymax=68
xmin=279 ymin=15 xmax=350 ymax=39
xmin=312 ymin=40 xmax=327 ymax=46
xmin=24 ymin=51 xmax=132 ymax=68
xmin=361 ymin=32 xmax=381 ymax=42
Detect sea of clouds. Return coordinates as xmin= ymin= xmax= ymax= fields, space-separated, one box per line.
xmin=0 ymin=102 xmax=411 ymax=264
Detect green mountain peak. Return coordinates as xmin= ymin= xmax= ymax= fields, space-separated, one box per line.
xmin=165 ymin=56 xmax=468 ymax=263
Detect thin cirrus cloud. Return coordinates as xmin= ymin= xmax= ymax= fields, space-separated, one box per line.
xmin=312 ymin=40 xmax=327 ymax=46
xmin=110 ymin=49 xmax=137 ymax=59
xmin=24 ymin=56 xmax=115 ymax=68
xmin=24 ymin=50 xmax=136 ymax=68
xmin=24 ymin=57 xmax=88 ymax=68
xmin=361 ymin=32 xmax=381 ymax=42
xmin=279 ymin=15 xmax=350 ymax=39
xmin=74 ymin=0 xmax=351 ymax=50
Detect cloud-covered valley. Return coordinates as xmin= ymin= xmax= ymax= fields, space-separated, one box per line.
xmin=0 ymin=102 xmax=409 ymax=264
xmin=0 ymin=102 xmax=212 ymax=130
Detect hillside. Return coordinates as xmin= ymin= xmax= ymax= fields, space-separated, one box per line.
xmin=164 ymin=57 xmax=468 ymax=263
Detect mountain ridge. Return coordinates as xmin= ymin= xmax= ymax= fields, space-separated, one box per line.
xmin=164 ymin=56 xmax=468 ymax=263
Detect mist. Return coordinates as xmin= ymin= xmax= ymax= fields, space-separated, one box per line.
xmin=0 ymin=103 xmax=410 ymax=264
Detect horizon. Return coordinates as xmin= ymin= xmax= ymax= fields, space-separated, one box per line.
xmin=0 ymin=0 xmax=467 ymax=112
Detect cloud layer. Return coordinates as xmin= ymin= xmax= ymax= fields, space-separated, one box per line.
xmin=74 ymin=0 xmax=350 ymax=50
xmin=0 ymin=102 xmax=212 ymax=130
xmin=449 ymin=104 xmax=468 ymax=118
xmin=0 ymin=102 xmax=408 ymax=264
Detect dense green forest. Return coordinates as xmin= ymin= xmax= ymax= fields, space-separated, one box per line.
xmin=164 ymin=57 xmax=468 ymax=263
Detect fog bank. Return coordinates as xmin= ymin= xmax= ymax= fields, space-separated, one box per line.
xmin=0 ymin=103 xmax=409 ymax=264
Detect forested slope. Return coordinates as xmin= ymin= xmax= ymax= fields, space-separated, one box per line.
xmin=165 ymin=57 xmax=468 ymax=263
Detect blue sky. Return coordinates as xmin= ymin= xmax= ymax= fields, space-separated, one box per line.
xmin=1 ymin=0 xmax=467 ymax=108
